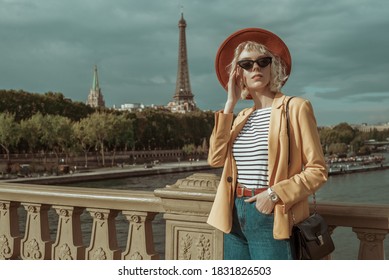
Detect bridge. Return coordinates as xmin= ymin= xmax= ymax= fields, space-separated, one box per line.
xmin=0 ymin=172 xmax=388 ymax=260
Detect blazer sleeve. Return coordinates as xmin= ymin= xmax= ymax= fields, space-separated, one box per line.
xmin=207 ymin=110 xmax=234 ymax=167
xmin=272 ymin=100 xmax=328 ymax=212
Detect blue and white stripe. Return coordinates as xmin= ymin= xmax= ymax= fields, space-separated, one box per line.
xmin=233 ymin=107 xmax=271 ymax=189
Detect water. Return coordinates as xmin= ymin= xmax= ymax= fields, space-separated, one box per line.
xmin=315 ymin=169 xmax=389 ymax=259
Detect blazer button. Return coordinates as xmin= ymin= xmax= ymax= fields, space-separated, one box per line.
xmin=227 ymin=176 xmax=233 ymax=183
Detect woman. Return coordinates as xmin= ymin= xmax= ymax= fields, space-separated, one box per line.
xmin=207 ymin=28 xmax=328 ymax=259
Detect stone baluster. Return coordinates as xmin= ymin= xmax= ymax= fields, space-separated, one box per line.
xmin=20 ymin=203 xmax=52 ymax=260
xmin=121 ymin=211 xmax=159 ymax=260
xmin=155 ymin=173 xmax=223 ymax=260
xmin=353 ymin=228 xmax=388 ymax=260
xmin=85 ymin=208 xmax=121 ymax=260
xmin=0 ymin=201 xmax=21 ymax=259
xmin=52 ymin=206 xmax=85 ymax=260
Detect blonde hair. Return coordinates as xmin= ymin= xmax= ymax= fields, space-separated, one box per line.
xmin=228 ymin=41 xmax=288 ymax=99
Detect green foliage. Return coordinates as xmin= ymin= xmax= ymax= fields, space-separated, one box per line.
xmin=131 ymin=109 xmax=214 ymax=151
xmin=327 ymin=143 xmax=348 ymax=155
xmin=0 ymin=113 xmax=20 ymax=160
xmin=182 ymin=144 xmax=196 ymax=155
xmin=319 ymin=123 xmax=389 ymax=155
xmin=0 ymin=89 xmax=94 ymax=121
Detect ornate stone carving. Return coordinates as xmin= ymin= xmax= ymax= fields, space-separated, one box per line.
xmin=179 ymin=233 xmax=193 ymax=260
xmin=58 ymin=243 xmax=73 ymax=260
xmin=131 ymin=215 xmax=141 ymax=223
xmin=25 ymin=239 xmax=42 ymax=259
xmin=93 ymin=247 xmax=107 ymax=260
xmin=130 ymin=251 xmax=143 ymax=260
xmin=355 ymin=231 xmax=386 ymax=243
xmin=196 ymin=234 xmax=211 ymax=260
xmin=167 ymin=173 xmax=220 ymax=191
xmin=0 ymin=235 xmax=11 ymax=258
xmin=353 ymin=228 xmax=387 ymax=260
xmin=94 ymin=212 xmax=104 ymax=220
xmin=59 ymin=209 xmax=69 ymax=217
xmin=27 ymin=205 xmax=37 ymax=213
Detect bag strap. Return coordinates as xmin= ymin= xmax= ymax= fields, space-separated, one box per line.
xmin=286 ymin=96 xmax=317 ymax=224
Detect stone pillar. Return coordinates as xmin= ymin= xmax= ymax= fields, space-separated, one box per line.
xmin=353 ymin=228 xmax=387 ymax=260
xmin=52 ymin=206 xmax=85 ymax=260
xmin=85 ymin=208 xmax=121 ymax=260
xmin=0 ymin=201 xmax=21 ymax=259
xmin=20 ymin=203 xmax=52 ymax=260
xmin=121 ymin=211 xmax=159 ymax=260
xmin=155 ymin=173 xmax=223 ymax=260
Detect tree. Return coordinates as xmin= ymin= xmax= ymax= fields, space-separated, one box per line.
xmin=182 ymin=144 xmax=196 ymax=159
xmin=86 ymin=112 xmax=116 ymax=166
xmin=73 ymin=118 xmax=94 ymax=168
xmin=332 ymin=123 xmax=355 ymax=144
xmin=107 ymin=114 xmax=134 ymax=166
xmin=20 ymin=113 xmax=46 ymax=156
xmin=0 ymin=113 xmax=20 ymax=160
xmin=43 ymin=115 xmax=73 ymax=164
xmin=0 ymin=89 xmax=94 ymax=121
xmin=328 ymin=143 xmax=348 ymax=155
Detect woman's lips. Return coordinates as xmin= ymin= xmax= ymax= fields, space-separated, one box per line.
xmin=251 ymin=73 xmax=263 ymax=79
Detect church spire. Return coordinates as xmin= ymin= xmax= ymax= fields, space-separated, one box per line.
xmin=169 ymin=12 xmax=196 ymax=113
xmin=86 ymin=65 xmax=105 ymax=108
xmin=92 ymin=65 xmax=100 ymax=91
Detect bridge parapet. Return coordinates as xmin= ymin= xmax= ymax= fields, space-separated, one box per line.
xmin=0 ymin=173 xmax=387 ymax=260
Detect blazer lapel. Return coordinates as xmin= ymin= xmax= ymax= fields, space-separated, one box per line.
xmin=268 ymin=92 xmax=287 ymax=185
xmin=230 ymin=107 xmax=255 ymax=143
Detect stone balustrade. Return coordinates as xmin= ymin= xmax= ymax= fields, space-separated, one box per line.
xmin=0 ymin=173 xmax=388 ymax=260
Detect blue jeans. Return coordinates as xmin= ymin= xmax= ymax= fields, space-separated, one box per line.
xmin=224 ymin=197 xmax=292 ymax=260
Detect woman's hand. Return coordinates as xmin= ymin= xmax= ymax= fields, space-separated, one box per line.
xmin=244 ymin=191 xmax=275 ymax=214
xmin=223 ymin=69 xmax=242 ymax=113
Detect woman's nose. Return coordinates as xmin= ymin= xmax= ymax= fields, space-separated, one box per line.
xmin=252 ymin=61 xmax=261 ymax=70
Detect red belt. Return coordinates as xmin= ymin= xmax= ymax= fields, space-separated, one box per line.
xmin=235 ymin=184 xmax=267 ymax=197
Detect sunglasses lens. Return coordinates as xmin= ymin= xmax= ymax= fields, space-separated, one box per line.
xmin=238 ymin=57 xmax=272 ymax=70
xmin=237 ymin=61 xmax=253 ymax=70
xmin=257 ymin=57 xmax=272 ymax=67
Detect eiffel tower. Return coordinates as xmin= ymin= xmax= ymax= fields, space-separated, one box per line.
xmin=168 ymin=13 xmax=197 ymax=113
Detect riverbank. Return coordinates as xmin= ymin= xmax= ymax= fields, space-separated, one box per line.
xmin=4 ymin=159 xmax=389 ymax=185
xmin=328 ymin=163 xmax=389 ymax=175
xmin=3 ymin=160 xmax=214 ymax=185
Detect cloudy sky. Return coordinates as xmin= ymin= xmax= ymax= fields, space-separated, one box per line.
xmin=1 ymin=0 xmax=388 ymax=126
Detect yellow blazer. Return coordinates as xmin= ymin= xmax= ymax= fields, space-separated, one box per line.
xmin=207 ymin=92 xmax=328 ymax=240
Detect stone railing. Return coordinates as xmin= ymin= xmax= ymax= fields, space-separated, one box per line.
xmin=0 ymin=173 xmax=388 ymax=260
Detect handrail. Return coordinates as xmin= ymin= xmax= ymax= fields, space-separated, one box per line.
xmin=0 ymin=183 xmax=164 ymax=212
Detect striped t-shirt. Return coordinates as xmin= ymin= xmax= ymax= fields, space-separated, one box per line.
xmin=232 ymin=107 xmax=271 ymax=189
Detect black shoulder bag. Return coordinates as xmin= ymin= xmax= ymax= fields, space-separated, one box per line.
xmin=286 ymin=96 xmax=335 ymax=260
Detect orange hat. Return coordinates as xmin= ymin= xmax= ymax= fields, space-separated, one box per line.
xmin=215 ymin=27 xmax=292 ymax=96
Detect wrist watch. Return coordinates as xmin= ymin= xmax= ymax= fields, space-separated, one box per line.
xmin=267 ymin=187 xmax=279 ymax=203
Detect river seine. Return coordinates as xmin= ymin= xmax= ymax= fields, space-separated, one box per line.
xmin=67 ymin=164 xmax=389 ymax=260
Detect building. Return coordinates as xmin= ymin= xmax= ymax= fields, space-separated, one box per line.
xmin=117 ymin=103 xmax=145 ymax=112
xmin=167 ymin=13 xmax=197 ymax=113
xmin=352 ymin=122 xmax=389 ymax=132
xmin=86 ymin=65 xmax=105 ymax=108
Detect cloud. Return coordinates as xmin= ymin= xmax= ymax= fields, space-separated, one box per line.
xmin=0 ymin=0 xmax=388 ymax=125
